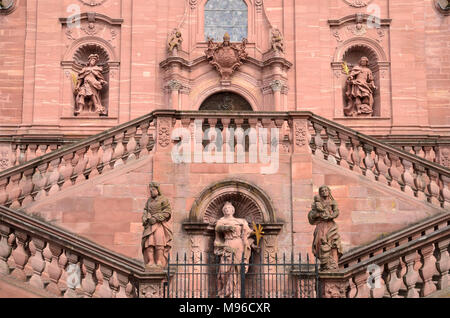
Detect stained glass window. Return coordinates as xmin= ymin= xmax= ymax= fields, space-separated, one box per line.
xmin=204 ymin=0 xmax=248 ymax=42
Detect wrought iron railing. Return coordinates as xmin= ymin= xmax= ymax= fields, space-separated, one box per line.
xmin=165 ymin=252 xmax=319 ymax=298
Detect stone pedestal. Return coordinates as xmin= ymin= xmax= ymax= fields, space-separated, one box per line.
xmin=138 ymin=268 xmax=168 ymax=298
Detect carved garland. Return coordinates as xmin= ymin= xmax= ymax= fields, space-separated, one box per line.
xmin=342 ymin=0 xmax=373 ymax=7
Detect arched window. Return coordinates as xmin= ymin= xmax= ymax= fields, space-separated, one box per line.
xmin=204 ymin=0 xmax=248 ymax=42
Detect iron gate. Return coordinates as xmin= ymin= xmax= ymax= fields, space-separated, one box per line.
xmin=165 ymin=253 xmax=320 ymax=298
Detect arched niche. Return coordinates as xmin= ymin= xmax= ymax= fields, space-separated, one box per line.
xmin=0 ymin=0 xmax=18 ymax=15
xmin=183 ymin=179 xmax=283 ymax=262
xmin=331 ymin=37 xmax=391 ymax=119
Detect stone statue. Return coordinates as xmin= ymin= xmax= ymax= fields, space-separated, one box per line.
xmin=168 ymin=28 xmax=183 ymax=54
xmin=74 ymin=54 xmax=108 ymax=116
xmin=344 ymin=56 xmax=376 ymax=117
xmin=214 ymin=201 xmax=255 ymax=298
xmin=142 ymin=182 xmax=173 ymax=268
xmin=308 ymin=186 xmax=343 ymax=271
xmin=271 ymin=27 xmax=284 ymax=54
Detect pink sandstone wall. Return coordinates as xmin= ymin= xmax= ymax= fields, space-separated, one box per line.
xmin=0 ymin=0 xmax=25 ymax=125
xmin=0 ymin=0 xmax=448 ymax=138
xmin=23 ymin=146 xmax=443 ymax=261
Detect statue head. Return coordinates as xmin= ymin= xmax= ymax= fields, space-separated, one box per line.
xmin=149 ymin=182 xmax=161 ymax=198
xmin=359 ymin=56 xmax=369 ymax=67
xmin=88 ymin=54 xmax=99 ymax=66
xmin=319 ymin=185 xmax=332 ymax=200
xmin=222 ymin=201 xmax=235 ymax=217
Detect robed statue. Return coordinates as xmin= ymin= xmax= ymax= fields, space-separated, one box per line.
xmin=214 ymin=201 xmax=256 ymax=298
xmin=142 ymin=182 xmax=173 ymax=268
xmin=344 ymin=56 xmax=376 ymax=117
xmin=308 ymin=186 xmax=343 ymax=271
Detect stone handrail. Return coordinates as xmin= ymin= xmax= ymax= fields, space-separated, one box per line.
xmin=306 ymin=113 xmax=450 ymax=209
xmin=0 ymin=205 xmax=148 ymax=297
xmin=319 ymin=213 xmax=449 ymax=298
xmin=0 ymin=111 xmax=157 ymax=209
xmin=339 ymin=212 xmax=450 ymax=269
xmin=0 ymin=110 xmax=449 ymax=210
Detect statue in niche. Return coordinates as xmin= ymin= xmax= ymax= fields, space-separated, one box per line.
xmin=142 ymin=182 xmax=173 ymax=268
xmin=168 ymin=28 xmax=183 ymax=54
xmin=344 ymin=56 xmax=376 ymax=117
xmin=271 ymin=27 xmax=284 ymax=54
xmin=214 ymin=201 xmax=257 ymax=298
xmin=308 ymin=186 xmax=343 ymax=271
xmin=74 ymin=54 xmax=108 ymax=116
xmin=205 ymin=33 xmax=248 ymax=81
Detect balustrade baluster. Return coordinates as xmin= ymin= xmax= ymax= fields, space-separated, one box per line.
xmin=46 ymin=244 xmax=63 ymax=296
xmin=401 ymin=159 xmax=416 ymax=196
xmin=424 ymin=147 xmax=436 ymax=163
xmin=426 ymin=170 xmax=440 ymax=206
xmin=64 ymin=251 xmax=81 ymax=298
xmin=387 ymin=154 xmax=402 ymax=190
xmin=112 ymin=132 xmax=125 ymax=168
xmin=0 ymin=178 xmax=9 ymax=205
xmin=435 ymin=239 xmax=449 ymax=291
xmin=45 ymin=158 xmax=62 ymax=195
xmin=403 ymin=251 xmax=420 ymax=298
xmin=81 ymin=259 xmax=97 ymax=298
xmin=419 ymin=244 xmax=437 ymax=297
xmin=100 ymin=138 xmax=114 ymax=174
xmin=18 ymin=145 xmax=28 ymax=165
xmin=109 ymin=271 xmax=120 ymax=298
xmin=347 ymin=277 xmax=357 ymax=298
xmin=86 ymin=143 xmax=101 ymax=178
xmin=115 ymin=272 xmax=130 ymax=298
xmin=58 ymin=250 xmax=68 ymax=295
xmin=440 ymin=176 xmax=450 ymax=209
xmin=311 ymin=122 xmax=325 ymax=158
xmin=10 ymin=144 xmax=18 ymax=167
xmin=362 ymin=144 xmax=375 ymax=180
xmin=94 ymin=264 xmax=113 ymax=298
xmin=138 ymin=121 xmax=151 ymax=156
xmin=349 ymin=138 xmax=362 ymax=174
xmin=235 ymin=118 xmax=245 ymax=163
xmin=59 ymin=153 xmax=75 ymax=190
xmin=324 ymin=128 xmax=338 ymax=164
xmin=354 ymin=271 xmax=370 ymax=298
xmin=29 ymin=237 xmax=46 ymax=289
xmin=125 ymin=127 xmax=138 ymax=162
xmin=19 ymin=168 xmax=35 ymax=206
xmin=337 ymin=133 xmax=351 ymax=169
xmin=8 ymin=173 xmax=23 ymax=208
xmin=11 ymin=230 xmax=29 ymax=282
xmin=222 ymin=118 xmax=232 ymax=164
xmin=413 ymin=164 xmax=427 ymax=201
xmin=0 ymin=225 xmax=12 ymax=275
xmin=386 ymin=259 xmax=402 ymax=298
xmin=73 ymin=148 xmax=88 ymax=184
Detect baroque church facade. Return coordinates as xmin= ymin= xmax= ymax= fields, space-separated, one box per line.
xmin=0 ymin=0 xmax=449 ymax=298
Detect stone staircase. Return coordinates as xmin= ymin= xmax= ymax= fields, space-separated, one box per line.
xmin=0 ymin=110 xmax=448 ymax=298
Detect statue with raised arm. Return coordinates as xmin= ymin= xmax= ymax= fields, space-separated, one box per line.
xmin=142 ymin=182 xmax=173 ymax=268
xmin=214 ymin=201 xmax=256 ymax=298
xmin=308 ymin=186 xmax=343 ymax=271
xmin=344 ymin=56 xmax=376 ymax=117
xmin=74 ymin=54 xmax=108 ymax=116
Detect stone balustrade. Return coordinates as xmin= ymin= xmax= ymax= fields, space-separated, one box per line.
xmin=307 ymin=114 xmax=450 ymax=209
xmin=0 ymin=112 xmax=156 ymax=209
xmin=0 ymin=110 xmax=448 ymax=211
xmin=0 ymin=205 xmax=173 ymax=298
xmin=320 ymin=212 xmax=450 ymax=298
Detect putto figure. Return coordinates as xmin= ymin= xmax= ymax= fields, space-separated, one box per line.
xmin=344 ymin=56 xmax=376 ymax=117
xmin=168 ymin=28 xmax=183 ymax=54
xmin=308 ymin=186 xmax=343 ymax=271
xmin=214 ymin=201 xmax=255 ymax=298
xmin=142 ymin=182 xmax=173 ymax=268
xmin=271 ymin=27 xmax=284 ymax=54
xmin=74 ymin=54 xmax=108 ymax=116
